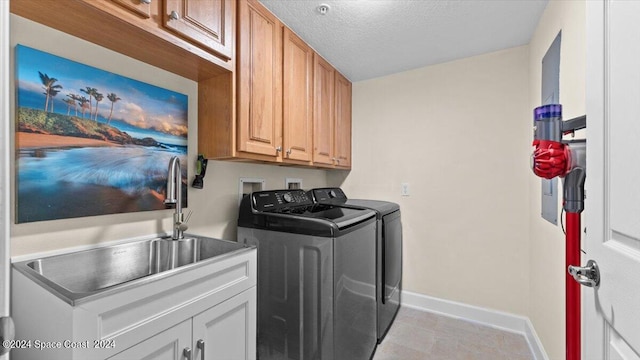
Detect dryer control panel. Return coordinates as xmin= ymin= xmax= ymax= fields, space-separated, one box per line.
xmin=309 ymin=187 xmax=348 ymax=204
xmin=252 ymin=190 xmax=313 ymax=211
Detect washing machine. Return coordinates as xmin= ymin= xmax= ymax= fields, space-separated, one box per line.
xmin=308 ymin=188 xmax=402 ymax=343
xmin=237 ymin=189 xmax=377 ymax=360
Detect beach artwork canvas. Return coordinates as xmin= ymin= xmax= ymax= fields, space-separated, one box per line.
xmin=15 ymin=44 xmax=188 ymax=223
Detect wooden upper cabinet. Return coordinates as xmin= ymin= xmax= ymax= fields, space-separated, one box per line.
xmin=313 ymin=54 xmax=336 ymax=166
xmin=283 ymin=27 xmax=313 ymax=164
xmin=312 ymin=54 xmax=352 ymax=169
xmin=32 ymin=0 xmax=235 ymax=76
xmin=110 ymin=0 xmax=152 ymax=18
xmin=237 ymin=0 xmax=283 ymax=158
xmin=334 ymin=72 xmax=352 ymax=168
xmin=164 ymin=0 xmax=233 ymax=60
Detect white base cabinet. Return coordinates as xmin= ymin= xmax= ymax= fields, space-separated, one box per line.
xmin=108 ymin=320 xmax=192 ymax=360
xmin=109 ymin=288 xmax=256 ymax=360
xmin=11 ymin=247 xmax=257 ymax=360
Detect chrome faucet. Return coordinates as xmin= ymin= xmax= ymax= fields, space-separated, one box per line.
xmin=164 ymin=156 xmax=187 ymax=239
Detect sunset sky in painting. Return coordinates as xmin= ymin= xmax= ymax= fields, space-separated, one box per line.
xmin=15 ymin=45 xmax=188 ymax=145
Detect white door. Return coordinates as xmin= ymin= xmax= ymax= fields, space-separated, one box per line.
xmin=585 ymin=1 xmax=640 ymax=359
xmin=0 ymin=1 xmax=13 ymax=359
xmin=192 ymin=288 xmax=256 ymax=360
xmin=108 ymin=320 xmax=192 ymax=360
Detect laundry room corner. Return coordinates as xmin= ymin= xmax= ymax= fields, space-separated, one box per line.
xmin=328 ymin=45 xmax=532 ymax=319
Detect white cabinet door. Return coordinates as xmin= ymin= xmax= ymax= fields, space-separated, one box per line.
xmin=108 ymin=320 xmax=192 ymax=360
xmin=585 ymin=0 xmax=640 ymax=358
xmin=192 ymin=288 xmax=256 ymax=360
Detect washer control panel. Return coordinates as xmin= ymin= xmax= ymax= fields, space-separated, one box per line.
xmin=252 ymin=189 xmax=312 ymax=211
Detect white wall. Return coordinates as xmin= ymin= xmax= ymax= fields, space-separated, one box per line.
xmin=527 ymin=1 xmax=586 ymax=359
xmin=329 ymin=46 xmax=532 ymax=316
xmin=10 ymin=16 xmax=329 ymax=257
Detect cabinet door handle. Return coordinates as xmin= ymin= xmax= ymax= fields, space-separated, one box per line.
xmin=197 ymin=339 xmax=205 ymax=360
xmin=140 ymin=0 xmax=151 ymax=4
xmin=183 ymin=347 xmax=192 ymax=360
xmin=276 ymin=146 xmax=282 ymax=153
xmin=169 ymin=10 xmax=180 ymax=21
xmin=286 ymin=148 xmax=292 ymax=156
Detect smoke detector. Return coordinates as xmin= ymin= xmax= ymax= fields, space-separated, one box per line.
xmin=317 ymin=4 xmax=330 ymax=15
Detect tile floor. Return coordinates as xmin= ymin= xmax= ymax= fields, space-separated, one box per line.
xmin=373 ymin=307 xmax=535 ymax=360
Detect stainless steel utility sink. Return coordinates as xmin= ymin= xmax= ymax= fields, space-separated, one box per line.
xmin=13 ymin=235 xmax=253 ymax=305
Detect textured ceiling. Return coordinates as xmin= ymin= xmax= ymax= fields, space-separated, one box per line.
xmin=260 ymin=0 xmax=548 ymax=82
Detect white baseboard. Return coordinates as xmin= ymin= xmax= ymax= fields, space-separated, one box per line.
xmin=523 ymin=317 xmax=549 ymax=360
xmin=401 ymin=290 xmax=549 ymax=360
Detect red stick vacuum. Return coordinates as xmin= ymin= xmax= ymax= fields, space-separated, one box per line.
xmin=531 ymin=104 xmax=586 ymax=360
xmin=565 ymin=212 xmax=581 ymax=360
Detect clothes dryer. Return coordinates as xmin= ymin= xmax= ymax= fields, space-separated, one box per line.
xmin=309 ymin=188 xmax=402 ymax=343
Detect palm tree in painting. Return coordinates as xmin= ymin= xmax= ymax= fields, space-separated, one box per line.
xmin=80 ymin=87 xmax=97 ymax=116
xmin=66 ymin=94 xmax=80 ymax=116
xmin=106 ymin=92 xmax=121 ymax=125
xmin=38 ymin=71 xmax=62 ymax=113
xmin=93 ymin=92 xmax=104 ymax=122
xmin=47 ymin=87 xmax=61 ymax=113
xmin=79 ymin=96 xmax=90 ymax=119
xmin=63 ymin=98 xmax=76 ymax=115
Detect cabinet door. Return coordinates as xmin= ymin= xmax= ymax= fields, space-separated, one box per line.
xmin=313 ymin=54 xmax=335 ymax=166
xmin=164 ymin=0 xmax=233 ymax=60
xmin=110 ymin=0 xmax=152 ymax=18
xmin=108 ymin=320 xmax=192 ymax=360
xmin=237 ymin=0 xmax=283 ymax=158
xmin=192 ymin=287 xmax=257 ymax=360
xmin=334 ymin=72 xmax=352 ymax=168
xmin=283 ymin=27 xmax=314 ymax=163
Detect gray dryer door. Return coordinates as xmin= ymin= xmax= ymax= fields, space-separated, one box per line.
xmin=378 ymin=210 xmax=402 ymax=341
xmin=383 ymin=210 xmax=402 ymax=303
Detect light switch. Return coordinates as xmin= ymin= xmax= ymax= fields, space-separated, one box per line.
xmin=401 ymin=182 xmax=410 ymax=196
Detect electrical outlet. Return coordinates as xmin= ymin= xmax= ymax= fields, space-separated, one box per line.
xmin=401 ymin=182 xmax=410 ymax=196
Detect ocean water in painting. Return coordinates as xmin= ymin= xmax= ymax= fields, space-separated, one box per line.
xmin=17 ymin=146 xmax=188 ymax=222
xmin=15 ymin=45 xmax=189 ymax=223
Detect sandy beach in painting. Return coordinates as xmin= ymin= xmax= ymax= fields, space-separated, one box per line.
xmin=17 ymin=132 xmax=119 ymax=148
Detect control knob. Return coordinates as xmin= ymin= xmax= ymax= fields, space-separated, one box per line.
xmin=329 ymin=190 xmax=337 ymax=198
xmin=283 ymin=193 xmax=294 ymax=203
